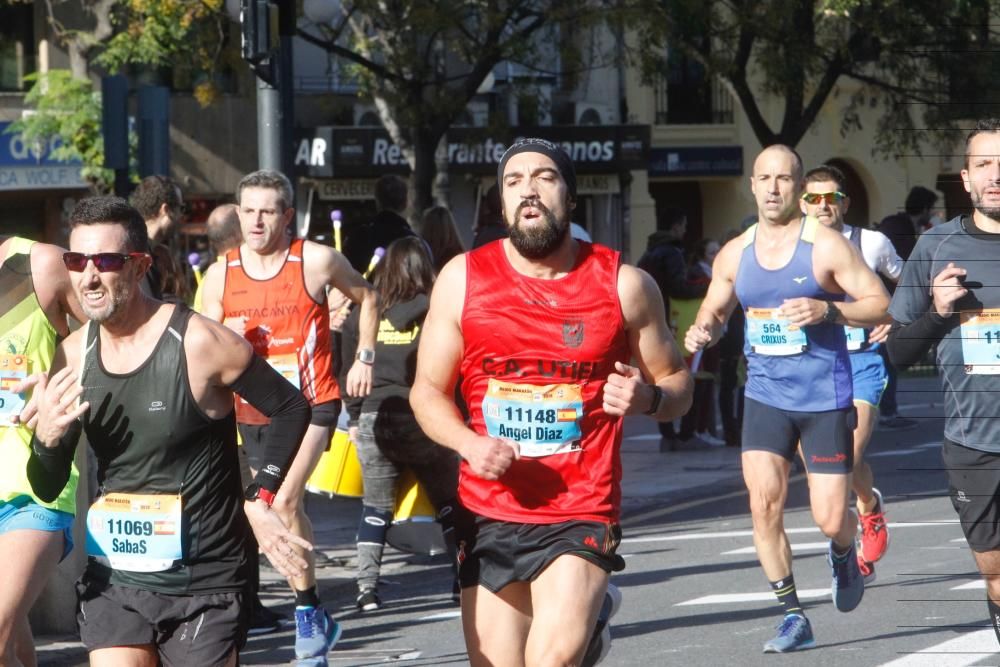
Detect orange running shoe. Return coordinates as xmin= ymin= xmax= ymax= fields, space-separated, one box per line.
xmin=859 ymin=488 xmax=889 ymax=563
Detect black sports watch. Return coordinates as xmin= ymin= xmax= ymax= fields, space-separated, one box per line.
xmin=823 ymin=301 xmax=841 ymax=324
xmin=644 ymin=385 xmax=663 ymax=416
xmin=244 ymin=482 xmax=276 ymax=507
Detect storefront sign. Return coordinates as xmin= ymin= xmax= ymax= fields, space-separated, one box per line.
xmin=576 ymin=174 xmax=621 ymax=195
xmin=312 ymin=178 xmax=376 ymax=200
xmin=0 ymin=122 xmax=86 ymax=191
xmin=648 ymin=146 xmax=743 ymax=177
xmin=295 ymin=125 xmax=650 ymax=178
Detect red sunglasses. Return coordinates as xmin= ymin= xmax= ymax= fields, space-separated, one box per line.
xmin=62 ymin=252 xmax=147 ymax=272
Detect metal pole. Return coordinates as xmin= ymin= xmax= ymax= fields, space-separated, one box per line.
xmin=257 ymin=78 xmax=280 ymax=171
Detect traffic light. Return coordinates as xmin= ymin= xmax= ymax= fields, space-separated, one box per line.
xmin=241 ymin=0 xmax=272 ymax=63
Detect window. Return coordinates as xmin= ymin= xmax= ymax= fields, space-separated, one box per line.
xmin=0 ymin=5 xmax=34 ymax=92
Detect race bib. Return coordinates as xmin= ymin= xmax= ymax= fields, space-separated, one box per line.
xmin=746 ymin=308 xmax=808 ymax=356
xmin=0 ymin=354 xmax=28 ymax=426
xmin=960 ymin=309 xmax=1000 ymax=374
xmin=845 ymin=326 xmax=868 ymax=352
xmin=481 ymin=379 xmax=583 ymax=457
xmin=266 ymin=352 xmax=300 ymax=390
xmin=86 ymin=493 xmax=183 ymax=572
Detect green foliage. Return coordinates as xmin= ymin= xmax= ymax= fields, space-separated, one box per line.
xmin=300 ymin=0 xmax=647 ymax=210
xmin=8 ymin=70 xmax=136 ymax=193
xmin=652 ymin=0 xmax=1000 ymax=155
xmin=96 ymin=0 xmax=227 ymax=79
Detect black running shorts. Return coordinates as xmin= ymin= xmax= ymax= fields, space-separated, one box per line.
xmin=76 ymin=574 xmax=246 ymax=666
xmin=239 ymin=399 xmax=341 ymax=469
xmin=942 ymin=439 xmax=1000 ymax=552
xmin=454 ymin=509 xmax=625 ymax=593
xmin=742 ymin=397 xmax=856 ymax=474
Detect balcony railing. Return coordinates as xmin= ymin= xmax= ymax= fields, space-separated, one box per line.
xmin=654 ymin=75 xmax=734 ymax=125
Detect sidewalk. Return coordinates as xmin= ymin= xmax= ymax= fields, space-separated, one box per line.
xmin=34 ymin=375 xmax=942 ymax=665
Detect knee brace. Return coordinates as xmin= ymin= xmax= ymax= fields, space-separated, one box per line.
xmin=357 ymin=505 xmax=392 ymax=545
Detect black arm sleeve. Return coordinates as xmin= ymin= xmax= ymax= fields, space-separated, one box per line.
xmin=886 ymin=311 xmax=955 ymax=371
xmin=229 ymin=354 xmax=312 ymax=495
xmin=27 ymin=420 xmax=83 ymax=503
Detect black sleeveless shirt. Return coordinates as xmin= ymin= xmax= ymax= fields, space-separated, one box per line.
xmin=80 ymin=305 xmax=248 ymax=594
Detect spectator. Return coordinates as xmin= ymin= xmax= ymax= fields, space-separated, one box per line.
xmin=679 ymin=238 xmax=724 ymax=446
xmin=340 ymin=237 xmax=459 ymax=612
xmin=419 ymin=205 xmax=466 ymax=272
xmin=874 ymin=187 xmax=934 ymax=429
xmin=343 ymin=175 xmax=415 ymax=273
xmin=130 ymin=175 xmax=189 ymax=300
xmin=637 ymin=206 xmax=708 ymax=451
xmin=717 ymin=230 xmax=746 ymax=447
xmin=877 ymin=186 xmax=937 ymax=262
xmin=472 ymin=183 xmax=507 ymax=248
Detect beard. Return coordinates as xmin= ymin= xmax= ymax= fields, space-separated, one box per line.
xmin=972 ymin=191 xmax=1000 ymax=222
xmin=80 ymin=280 xmax=132 ymax=324
xmin=506 ymin=200 xmax=569 ymax=259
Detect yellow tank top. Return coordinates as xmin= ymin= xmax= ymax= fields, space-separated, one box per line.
xmin=0 ymin=237 xmax=78 ymax=514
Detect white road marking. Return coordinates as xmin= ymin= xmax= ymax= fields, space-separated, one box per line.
xmin=623 ymin=520 xmax=959 ymax=545
xmin=418 ymin=610 xmax=462 ymax=621
xmin=877 ymin=629 xmax=997 ymax=666
xmin=951 ymin=580 xmax=985 ymax=591
xmin=676 ymin=589 xmax=830 ymax=606
xmin=721 ymin=541 xmax=829 ymax=555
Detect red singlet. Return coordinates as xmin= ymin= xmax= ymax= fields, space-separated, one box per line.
xmin=222 ymin=238 xmax=339 ymax=424
xmin=459 ymin=240 xmax=629 ymax=523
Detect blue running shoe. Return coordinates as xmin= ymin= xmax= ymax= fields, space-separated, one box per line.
xmin=294 ymin=606 xmax=341 ymax=661
xmin=828 ymin=541 xmax=864 ymax=612
xmin=762 ymin=613 xmax=815 ymax=653
xmin=581 ymin=583 xmax=623 ymax=667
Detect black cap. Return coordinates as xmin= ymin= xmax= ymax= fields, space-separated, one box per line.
xmin=497 ymin=137 xmax=576 ymax=199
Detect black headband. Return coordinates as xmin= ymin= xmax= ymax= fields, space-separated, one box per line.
xmin=497 ymin=138 xmax=577 ymax=199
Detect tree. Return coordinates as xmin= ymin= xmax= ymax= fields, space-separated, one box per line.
xmin=298 ymin=0 xmax=646 ymax=215
xmin=646 ymin=0 xmax=1000 ymax=155
xmin=6 ymin=0 xmax=229 ymax=191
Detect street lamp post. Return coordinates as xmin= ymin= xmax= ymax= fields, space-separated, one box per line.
xmin=240 ymin=0 xmax=295 ymax=177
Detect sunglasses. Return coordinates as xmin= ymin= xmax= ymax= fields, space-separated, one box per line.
xmin=801 ymin=191 xmax=846 ymax=205
xmin=62 ymin=252 xmax=147 ymax=272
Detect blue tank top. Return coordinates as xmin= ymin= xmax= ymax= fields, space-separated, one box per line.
xmin=734 ymin=218 xmax=853 ymax=411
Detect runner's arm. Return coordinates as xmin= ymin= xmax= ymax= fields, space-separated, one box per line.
xmin=410 ymin=256 xmax=474 ymax=454
xmin=189 ymin=316 xmax=311 ymax=496
xmin=313 ymin=243 xmax=378 ymax=396
xmin=823 ymin=230 xmax=890 ymax=327
xmin=614 ymin=265 xmax=693 ymax=420
xmin=885 ymin=312 xmax=954 ymax=370
xmin=684 ymin=236 xmax=741 ymax=353
xmin=26 ymin=337 xmax=85 ymax=502
xmin=198 ymin=261 xmax=226 ymax=321
xmin=32 ymin=243 xmax=86 ymax=336
xmin=885 ymin=260 xmax=962 ymax=370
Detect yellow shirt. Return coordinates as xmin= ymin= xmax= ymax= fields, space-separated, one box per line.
xmin=0 ymin=237 xmax=78 ymax=514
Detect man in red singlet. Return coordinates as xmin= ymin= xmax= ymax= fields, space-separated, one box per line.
xmin=200 ymin=170 xmax=377 ymax=664
xmin=411 ymin=138 xmax=693 ymax=666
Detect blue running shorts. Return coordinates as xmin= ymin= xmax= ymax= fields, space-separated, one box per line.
xmin=0 ymin=494 xmax=74 ymax=560
xmin=850 ymin=350 xmax=888 ymax=408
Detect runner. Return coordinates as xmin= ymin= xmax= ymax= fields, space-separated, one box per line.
xmin=685 ymin=145 xmax=889 ymax=653
xmin=0 ymin=235 xmax=85 ymax=666
xmin=25 ymin=195 xmax=311 ymax=666
xmin=886 ymin=118 xmax=1000 ymax=648
xmin=800 ymin=164 xmax=901 ymax=581
xmin=410 ymin=137 xmax=693 ymax=666
xmin=200 ymin=169 xmax=378 ymax=664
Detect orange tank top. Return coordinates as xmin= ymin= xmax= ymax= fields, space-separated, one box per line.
xmin=222 ymin=238 xmax=339 ymax=424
